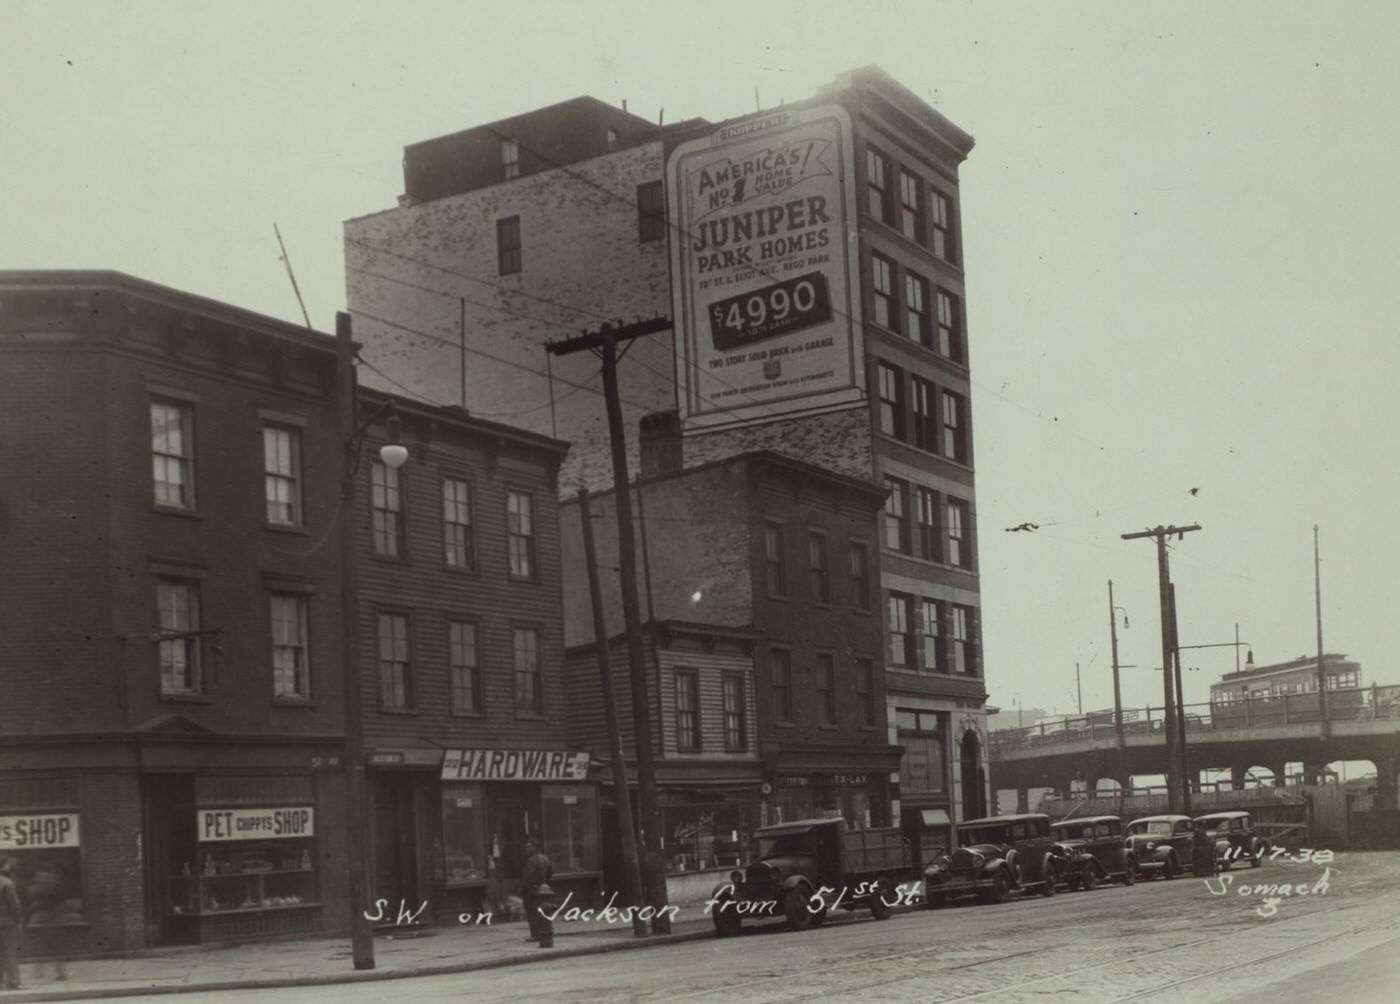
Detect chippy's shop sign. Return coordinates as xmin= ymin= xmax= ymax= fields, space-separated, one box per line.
xmin=197 ymin=806 xmax=315 ymax=842
xmin=668 ymin=105 xmax=864 ymax=431
xmin=0 ymin=813 xmax=80 ymax=849
xmin=441 ymin=748 xmax=591 ymax=782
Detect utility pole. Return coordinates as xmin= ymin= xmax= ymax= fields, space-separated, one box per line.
xmin=577 ymin=488 xmax=647 ymax=937
xmin=1075 ymin=662 xmax=1082 ymax=716
xmin=1108 ymin=580 xmax=1124 ymax=747
xmin=1169 ymin=584 xmax=1190 ymax=814
xmin=548 ymin=317 xmax=672 ymax=933
xmin=1314 ymin=525 xmax=1329 ymax=738
xmin=1122 ymin=524 xmax=1200 ymax=815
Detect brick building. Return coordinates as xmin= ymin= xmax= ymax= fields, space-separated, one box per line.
xmin=0 ymin=272 xmax=351 ymax=953
xmin=559 ymin=449 xmax=899 ymax=880
xmin=344 ymin=65 xmax=989 ymax=833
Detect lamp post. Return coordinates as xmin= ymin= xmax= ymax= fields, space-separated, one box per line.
xmin=337 ymin=312 xmax=409 ymax=970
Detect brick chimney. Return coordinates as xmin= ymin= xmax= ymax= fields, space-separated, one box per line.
xmin=639 ymin=410 xmax=683 ymax=479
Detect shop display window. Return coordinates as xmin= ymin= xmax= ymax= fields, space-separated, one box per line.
xmin=663 ymin=803 xmax=752 ymax=873
xmin=17 ymin=849 xmax=86 ymax=927
xmin=541 ymin=785 xmax=598 ymax=874
xmin=441 ymin=784 xmax=487 ymax=885
xmin=171 ymin=805 xmax=318 ymax=916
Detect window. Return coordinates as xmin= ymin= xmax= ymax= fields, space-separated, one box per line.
xmin=151 ymin=400 xmax=193 ymax=509
xmin=849 ymin=541 xmax=870 ymax=611
xmin=816 ymin=653 xmax=836 ymax=726
xmin=764 ymin=521 xmax=787 ymax=596
xmin=270 ymin=593 xmax=309 ymax=699
xmin=941 ymin=390 xmax=968 ymax=463
xmin=905 ymin=272 xmax=930 ymax=346
xmin=931 ymin=188 xmax=955 ymax=262
xmin=946 ymin=497 xmax=971 ymax=568
xmin=449 ymin=620 xmax=480 ymax=714
xmin=675 ymin=670 xmax=700 ymax=751
xmin=856 ymin=658 xmax=876 ymax=727
xmin=513 ymin=627 xmax=542 ymax=715
xmin=377 ymin=613 xmax=411 ymax=710
xmin=637 ymin=181 xmax=665 ymax=243
xmin=897 ymin=709 xmax=946 ymax=795
xmin=771 ymin=648 xmax=793 ymax=723
xmin=915 ymin=486 xmax=940 ymax=561
xmin=808 ymin=532 xmax=830 ymax=603
xmin=723 ymin=674 xmax=747 ymax=751
xmin=951 ymin=604 xmax=976 ymax=675
xmin=936 ymin=288 xmax=962 ymax=361
xmin=507 ymin=490 xmax=535 ymax=579
xmin=887 ymin=592 xmax=915 ymax=668
xmin=371 ymin=461 xmax=403 ymax=557
xmin=899 ymin=168 xmax=923 ymax=243
xmin=443 ymin=477 xmax=475 ymax=570
xmin=877 ymin=362 xmax=904 ymax=440
xmin=883 ymin=477 xmax=909 ymax=553
xmin=263 ymin=425 xmax=301 ymax=526
xmin=607 ymin=127 xmax=620 ymax=149
xmin=919 ymin=598 xmax=944 ymax=672
xmin=497 ymin=215 xmax=521 ymax=275
xmin=866 ymin=147 xmax=890 ymax=224
xmin=157 ymin=579 xmax=201 ymax=694
xmin=871 ymin=253 xmax=896 ymax=330
xmin=501 ymin=137 xmax=520 ymax=180
xmin=912 ymin=377 xmax=937 ymax=452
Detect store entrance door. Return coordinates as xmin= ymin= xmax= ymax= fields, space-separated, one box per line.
xmin=371 ymin=775 xmax=418 ymax=914
xmin=141 ymin=773 xmax=195 ymax=946
xmin=488 ymin=797 xmax=531 ymax=899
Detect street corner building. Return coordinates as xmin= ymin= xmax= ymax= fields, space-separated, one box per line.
xmin=343 ymin=65 xmax=991 ymax=858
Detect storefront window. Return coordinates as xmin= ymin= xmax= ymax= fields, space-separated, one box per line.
xmin=178 ymin=806 xmax=318 ymax=915
xmin=441 ymin=784 xmax=487 ymax=885
xmin=541 ymin=785 xmax=597 ymax=874
xmin=0 ymin=811 xmax=85 ymax=927
xmin=662 ymin=802 xmax=753 ymax=873
xmin=899 ymin=709 xmax=947 ymax=795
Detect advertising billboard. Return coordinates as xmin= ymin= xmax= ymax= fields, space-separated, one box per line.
xmin=668 ymin=105 xmax=863 ymax=431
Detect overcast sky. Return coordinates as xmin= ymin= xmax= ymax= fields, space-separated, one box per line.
xmin=4 ymin=1 xmax=1397 ymax=720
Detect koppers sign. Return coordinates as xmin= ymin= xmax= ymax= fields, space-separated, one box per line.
xmin=668 ymin=106 xmax=863 ymax=430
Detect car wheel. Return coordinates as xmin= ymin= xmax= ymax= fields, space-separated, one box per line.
xmin=712 ymin=894 xmax=742 ymax=938
xmin=1080 ymin=863 xmax=1097 ymax=891
xmin=1251 ymin=851 xmax=1263 ymax=869
xmin=784 ymin=887 xmax=814 ymax=931
xmin=809 ymin=906 xmax=829 ymax=927
xmin=924 ymin=877 xmax=947 ymax=910
xmin=1121 ymin=861 xmax=1136 ymax=886
xmin=1164 ymin=853 xmax=1179 ymax=880
xmin=982 ymin=870 xmax=1011 ymax=905
xmin=1040 ymin=864 xmax=1058 ymax=897
xmin=869 ymin=879 xmax=894 ymax=921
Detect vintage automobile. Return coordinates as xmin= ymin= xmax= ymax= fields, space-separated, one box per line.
xmin=1050 ymin=815 xmax=1137 ymax=889
xmin=923 ymin=813 xmax=1066 ymax=907
xmin=1195 ymin=811 xmax=1268 ymax=869
xmin=1124 ymin=814 xmax=1194 ymax=879
xmin=709 ymin=818 xmax=915 ymax=935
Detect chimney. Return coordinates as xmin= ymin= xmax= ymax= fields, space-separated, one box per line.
xmin=639 ymin=411 xmax=683 ymax=479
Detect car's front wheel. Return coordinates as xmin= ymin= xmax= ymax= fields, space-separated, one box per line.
xmin=1164 ymin=853 xmax=1180 ymax=879
xmin=1121 ymin=860 xmax=1136 ymax=886
xmin=1080 ymin=863 xmax=1097 ymax=891
xmin=982 ymin=870 xmax=1011 ymax=905
xmin=869 ymin=878 xmax=894 ymax=921
xmin=1040 ymin=864 xmax=1058 ymax=897
xmin=784 ymin=887 xmax=814 ymax=931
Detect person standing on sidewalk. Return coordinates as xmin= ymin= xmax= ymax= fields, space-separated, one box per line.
xmin=0 ymin=857 xmax=25 ymax=991
xmin=520 ymin=838 xmax=552 ymax=943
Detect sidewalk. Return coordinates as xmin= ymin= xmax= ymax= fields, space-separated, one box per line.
xmin=6 ymin=899 xmax=719 ymax=1002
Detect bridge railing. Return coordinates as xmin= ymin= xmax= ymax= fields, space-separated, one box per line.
xmin=989 ymin=685 xmax=1395 ymax=756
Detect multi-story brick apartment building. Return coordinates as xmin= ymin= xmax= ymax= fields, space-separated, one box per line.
xmin=0 ymin=272 xmax=351 ymax=953
xmin=344 ymin=65 xmax=989 ymax=834
xmin=559 ymin=448 xmax=898 ymax=879
xmin=345 ymin=384 xmax=597 ymax=918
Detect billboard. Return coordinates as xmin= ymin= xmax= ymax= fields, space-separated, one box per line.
xmin=668 ymin=105 xmax=864 ymax=431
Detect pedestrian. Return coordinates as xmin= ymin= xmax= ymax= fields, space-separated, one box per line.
xmin=0 ymin=857 xmax=25 ymax=991
xmin=520 ymin=838 xmax=552 ymax=943
xmin=1192 ymin=823 xmax=1216 ymax=877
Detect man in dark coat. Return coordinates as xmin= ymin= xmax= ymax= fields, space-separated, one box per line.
xmin=0 ymin=857 xmax=25 ymax=991
xmin=520 ymin=838 xmax=552 ymax=943
xmin=1192 ymin=823 xmax=1217 ymax=877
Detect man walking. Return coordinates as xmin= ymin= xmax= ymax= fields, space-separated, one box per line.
xmin=520 ymin=838 xmax=552 ymax=944
xmin=0 ymin=858 xmax=25 ymax=991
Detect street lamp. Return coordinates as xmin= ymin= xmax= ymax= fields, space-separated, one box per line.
xmin=337 ymin=312 xmax=408 ymax=971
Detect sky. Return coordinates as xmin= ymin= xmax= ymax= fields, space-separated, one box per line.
xmin=4 ymin=0 xmax=1397 ymax=720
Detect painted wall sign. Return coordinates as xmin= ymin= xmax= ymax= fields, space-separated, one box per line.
xmin=197 ymin=806 xmax=315 ymax=842
xmin=0 ymin=813 xmax=80 ymax=849
xmin=668 ymin=105 xmax=864 ymax=431
xmin=440 ymin=749 xmax=591 ymax=782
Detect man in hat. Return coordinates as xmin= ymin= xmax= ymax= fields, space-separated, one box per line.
xmin=0 ymin=857 xmax=24 ymax=991
xmin=520 ymin=838 xmax=552 ymax=943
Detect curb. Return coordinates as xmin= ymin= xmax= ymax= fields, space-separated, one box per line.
xmin=5 ymin=926 xmax=719 ymax=1002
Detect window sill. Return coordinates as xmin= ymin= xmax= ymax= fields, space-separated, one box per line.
xmin=265 ymin=522 xmax=310 ymax=536
xmin=443 ymin=563 xmax=480 ymax=576
xmin=273 ymin=696 xmax=317 ymax=708
xmin=766 ymin=593 xmax=790 ymax=603
xmin=160 ymin=692 xmax=211 ymax=704
xmin=377 ymin=706 xmax=418 ymax=716
xmin=507 ymin=574 xmax=540 ymax=585
xmin=153 ymin=505 xmax=203 ymax=520
xmin=371 ymin=552 xmax=411 ymax=565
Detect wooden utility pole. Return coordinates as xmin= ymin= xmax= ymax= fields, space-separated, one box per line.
xmin=578 ymin=488 xmax=647 ymax=937
xmin=1108 ymin=580 xmax=1124 ymax=747
xmin=548 ymin=317 xmax=672 ymax=933
xmin=1121 ymin=524 xmax=1201 ymax=815
xmin=1314 ymin=525 xmax=1329 ymax=738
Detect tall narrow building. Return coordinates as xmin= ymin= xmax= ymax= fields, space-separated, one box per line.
xmin=344 ymin=66 xmax=988 ymax=842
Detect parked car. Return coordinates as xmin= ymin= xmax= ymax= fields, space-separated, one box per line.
xmin=1124 ymin=814 xmax=1193 ymax=879
xmin=1194 ymin=811 xmax=1267 ymax=869
xmin=1051 ymin=815 xmax=1137 ymax=889
xmin=710 ymin=818 xmax=915 ymax=935
xmin=924 ymin=813 xmax=1067 ymax=907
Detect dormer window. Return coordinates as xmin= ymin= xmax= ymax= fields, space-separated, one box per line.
xmin=501 ymin=138 xmax=520 ymax=180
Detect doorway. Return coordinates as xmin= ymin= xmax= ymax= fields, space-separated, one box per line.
xmin=960 ymin=731 xmax=985 ymax=819
xmin=140 ymin=773 xmax=195 ymax=945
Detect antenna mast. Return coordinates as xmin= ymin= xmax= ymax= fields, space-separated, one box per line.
xmin=274 ymin=223 xmax=313 ymax=329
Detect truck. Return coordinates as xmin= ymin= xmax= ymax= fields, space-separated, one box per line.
xmin=709 ymin=817 xmax=922 ymax=936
